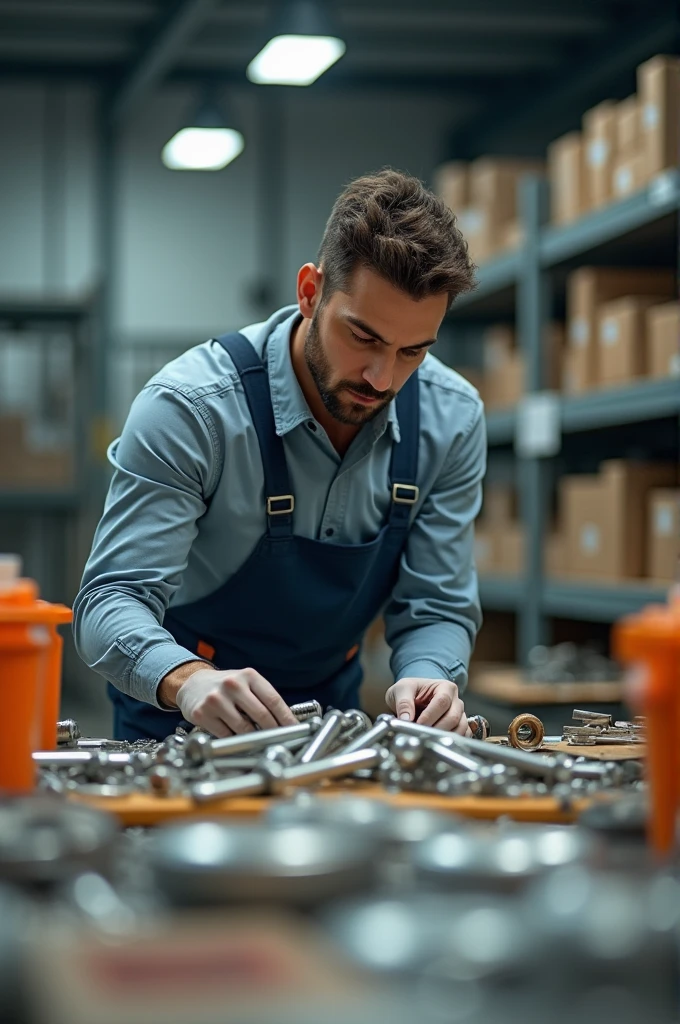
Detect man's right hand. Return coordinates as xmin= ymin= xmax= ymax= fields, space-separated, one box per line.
xmin=159 ymin=663 xmax=298 ymax=737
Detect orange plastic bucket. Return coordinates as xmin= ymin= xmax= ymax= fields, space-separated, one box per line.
xmin=0 ymin=557 xmax=72 ymax=792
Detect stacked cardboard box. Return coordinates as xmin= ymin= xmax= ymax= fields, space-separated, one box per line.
xmin=647 ymin=302 xmax=680 ymax=379
xmin=435 ymin=157 xmax=542 ymax=264
xmin=474 ymin=484 xmax=525 ymax=577
xmin=559 ymin=460 xmax=678 ymax=581
xmin=613 ymin=94 xmax=645 ymax=199
xmin=563 ymin=267 xmax=676 ymax=394
xmin=0 ymin=415 xmax=73 ymax=489
xmin=549 ymin=54 xmax=680 ymax=224
xmin=646 ymin=489 xmax=680 ymax=583
xmin=482 ymin=325 xmax=524 ymax=410
xmin=544 ymin=528 xmax=567 ymax=578
xmin=459 ymin=321 xmax=565 ymax=408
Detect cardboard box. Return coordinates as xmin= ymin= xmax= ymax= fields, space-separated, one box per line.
xmin=499 ymin=219 xmax=524 ymax=252
xmin=548 ymin=132 xmax=586 ymax=225
xmin=485 ymin=352 xmax=525 ymax=410
xmin=637 ymin=55 xmax=680 ymax=178
xmin=433 ymin=161 xmax=469 ymax=213
xmin=483 ymin=324 xmax=515 ymax=372
xmin=561 ymin=344 xmax=587 ymax=395
xmin=496 ymin=524 xmax=525 ymax=575
xmin=616 ymin=95 xmax=641 ymax=157
xmin=597 ymin=295 xmax=660 ymax=387
xmin=483 ymin=484 xmax=517 ymax=524
xmin=646 ymin=302 xmax=680 ymax=379
xmin=646 ymin=489 xmax=680 ymax=582
xmin=474 ymin=526 xmax=499 ymax=575
xmin=0 ymin=413 xmax=73 ymax=490
xmin=545 ymin=529 xmax=567 ymax=578
xmin=565 ymin=267 xmax=676 ymax=394
xmin=612 ymin=152 xmax=647 ymax=199
xmin=561 ymin=460 xmax=678 ymax=580
xmin=583 ymin=101 xmax=618 ymax=209
xmin=457 ymin=206 xmax=495 ymax=264
xmin=469 ymin=158 xmax=545 ymax=224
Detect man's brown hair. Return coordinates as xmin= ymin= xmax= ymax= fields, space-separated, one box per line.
xmin=317 ymin=168 xmax=476 ymax=311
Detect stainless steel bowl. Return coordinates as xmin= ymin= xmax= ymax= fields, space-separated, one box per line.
xmin=147 ymin=821 xmax=379 ymax=907
xmin=0 ymin=798 xmax=119 ymax=885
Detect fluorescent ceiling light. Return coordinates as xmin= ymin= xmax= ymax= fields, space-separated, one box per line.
xmin=161 ymin=126 xmax=245 ymax=171
xmin=247 ymin=34 xmax=346 ymax=86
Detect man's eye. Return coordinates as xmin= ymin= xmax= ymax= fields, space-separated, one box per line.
xmin=350 ymin=330 xmax=374 ymax=344
xmin=402 ymin=348 xmax=423 ymax=359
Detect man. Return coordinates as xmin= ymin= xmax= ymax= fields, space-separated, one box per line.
xmin=74 ymin=169 xmax=485 ymax=741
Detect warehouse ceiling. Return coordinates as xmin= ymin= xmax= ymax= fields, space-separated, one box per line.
xmin=0 ymin=0 xmax=678 ymax=151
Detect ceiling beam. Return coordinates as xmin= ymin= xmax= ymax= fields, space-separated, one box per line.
xmin=109 ymin=0 xmax=221 ymax=126
xmin=449 ymin=12 xmax=680 ymax=157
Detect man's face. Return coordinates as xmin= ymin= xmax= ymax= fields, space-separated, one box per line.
xmin=304 ymin=266 xmax=448 ymax=426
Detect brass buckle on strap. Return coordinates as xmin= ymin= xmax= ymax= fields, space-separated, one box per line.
xmin=267 ymin=494 xmax=295 ymax=515
xmin=391 ymin=483 xmax=419 ymax=505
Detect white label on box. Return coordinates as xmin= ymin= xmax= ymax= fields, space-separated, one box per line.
xmin=600 ymin=318 xmax=619 ymax=345
xmin=515 ymin=393 xmax=561 ymax=458
xmin=670 ymin=353 xmax=680 ymax=377
xmin=458 ymin=208 xmax=484 ymax=234
xmin=614 ymin=166 xmax=633 ymax=196
xmin=580 ymin=523 xmax=601 ymax=555
xmin=643 ymin=102 xmax=659 ymax=130
xmin=655 ymin=506 xmax=675 ymax=536
xmin=569 ymin=318 xmax=589 ymax=347
xmin=587 ymin=139 xmax=609 ymax=167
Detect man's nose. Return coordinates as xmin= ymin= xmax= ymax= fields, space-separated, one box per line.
xmin=363 ymin=356 xmax=394 ymax=393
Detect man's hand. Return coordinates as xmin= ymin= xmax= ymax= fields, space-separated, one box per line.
xmin=385 ymin=677 xmax=471 ymax=735
xmin=160 ymin=663 xmax=298 ymax=737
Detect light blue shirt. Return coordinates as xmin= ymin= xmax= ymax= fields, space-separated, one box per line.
xmin=73 ymin=306 xmax=486 ymax=708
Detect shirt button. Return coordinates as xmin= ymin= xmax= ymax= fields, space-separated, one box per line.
xmin=325 ymin=528 xmax=334 ymax=537
xmin=307 ymin=421 xmax=317 ymax=432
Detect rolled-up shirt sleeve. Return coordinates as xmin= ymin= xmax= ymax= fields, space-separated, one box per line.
xmin=385 ymin=397 xmax=486 ymax=694
xmin=72 ymin=382 xmax=219 ymax=707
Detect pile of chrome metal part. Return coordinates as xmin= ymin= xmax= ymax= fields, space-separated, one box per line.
xmin=37 ymin=706 xmax=645 ymax=811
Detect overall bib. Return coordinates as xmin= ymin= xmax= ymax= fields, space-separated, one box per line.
xmin=109 ymin=332 xmax=420 ymax=741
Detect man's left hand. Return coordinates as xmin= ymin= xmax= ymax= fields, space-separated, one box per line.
xmin=385 ymin=677 xmax=471 ymax=735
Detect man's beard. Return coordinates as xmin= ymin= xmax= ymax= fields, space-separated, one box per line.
xmin=304 ymin=312 xmax=395 ymax=426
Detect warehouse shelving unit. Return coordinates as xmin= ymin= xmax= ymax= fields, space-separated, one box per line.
xmin=0 ymin=296 xmax=100 ymax=602
xmin=449 ymin=170 xmax=680 ymax=661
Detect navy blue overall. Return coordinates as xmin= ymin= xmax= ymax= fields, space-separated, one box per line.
xmin=109 ymin=332 xmax=420 ymax=741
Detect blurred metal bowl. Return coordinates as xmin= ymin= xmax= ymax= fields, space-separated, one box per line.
xmin=0 ymin=798 xmax=119 ymax=885
xmin=147 ymin=821 xmax=379 ymax=907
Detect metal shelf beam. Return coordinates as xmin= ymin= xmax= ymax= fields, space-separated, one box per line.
xmin=450 ymin=249 xmax=519 ymax=313
xmin=479 ymin=576 xmax=671 ymax=623
xmin=478 ymin=576 xmax=525 ymax=612
xmin=542 ymin=581 xmax=670 ymax=622
xmin=0 ymin=492 xmax=81 ymax=513
xmin=539 ymin=170 xmax=680 ymax=267
xmin=561 ymin=377 xmax=680 ymax=432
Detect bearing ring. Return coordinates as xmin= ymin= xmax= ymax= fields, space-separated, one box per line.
xmin=508 ymin=713 xmax=545 ymax=751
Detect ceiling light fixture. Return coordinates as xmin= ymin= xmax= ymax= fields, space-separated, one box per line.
xmin=247 ymin=1 xmax=346 ymax=87
xmin=162 ymin=94 xmax=245 ymax=171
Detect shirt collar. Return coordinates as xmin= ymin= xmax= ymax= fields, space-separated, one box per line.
xmin=265 ymin=308 xmax=401 ymax=443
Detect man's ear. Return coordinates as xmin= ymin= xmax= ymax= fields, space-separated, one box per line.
xmin=297 ymin=263 xmax=324 ymax=318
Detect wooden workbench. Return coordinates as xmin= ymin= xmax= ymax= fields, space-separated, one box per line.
xmin=69 ymin=780 xmax=593 ymax=828
xmin=466 ymin=664 xmax=626 ymax=735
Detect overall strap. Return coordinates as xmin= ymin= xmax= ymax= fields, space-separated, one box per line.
xmin=214 ymin=332 xmax=294 ymax=538
xmin=388 ymin=369 xmax=420 ymax=529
